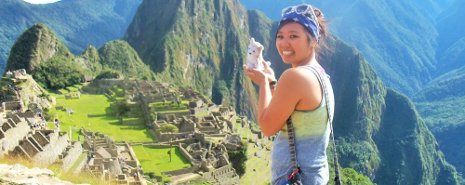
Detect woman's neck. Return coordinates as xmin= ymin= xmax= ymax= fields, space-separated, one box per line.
xmin=291 ymin=53 xmax=317 ymax=68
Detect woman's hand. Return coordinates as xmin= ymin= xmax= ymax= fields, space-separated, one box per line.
xmin=244 ymin=60 xmax=276 ymax=86
xmin=262 ymin=60 xmax=276 ymax=83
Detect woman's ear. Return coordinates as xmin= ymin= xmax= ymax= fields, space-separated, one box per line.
xmin=309 ymin=37 xmax=317 ymax=48
xmin=307 ymin=33 xmax=317 ymax=48
xmin=312 ymin=40 xmax=318 ymax=48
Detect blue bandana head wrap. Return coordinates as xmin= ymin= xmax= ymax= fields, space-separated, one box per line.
xmin=278 ymin=4 xmax=320 ymax=42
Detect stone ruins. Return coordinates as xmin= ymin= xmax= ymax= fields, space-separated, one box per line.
xmin=0 ymin=69 xmax=260 ymax=184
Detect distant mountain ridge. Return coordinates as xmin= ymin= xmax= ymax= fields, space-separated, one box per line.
xmin=0 ymin=0 xmax=142 ymax=74
xmin=5 ymin=23 xmax=154 ymax=90
xmin=317 ymin=38 xmax=462 ymax=185
xmin=436 ymin=0 xmax=465 ymax=74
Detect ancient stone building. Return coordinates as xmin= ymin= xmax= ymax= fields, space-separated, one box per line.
xmin=82 ymin=129 xmax=146 ymax=185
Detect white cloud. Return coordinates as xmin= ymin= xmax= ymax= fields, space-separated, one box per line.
xmin=23 ymin=0 xmax=61 ymax=4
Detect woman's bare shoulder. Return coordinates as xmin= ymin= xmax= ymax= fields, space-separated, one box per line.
xmin=280 ymin=67 xmax=318 ymax=85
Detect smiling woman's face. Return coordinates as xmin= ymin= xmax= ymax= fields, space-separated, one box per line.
xmin=276 ymin=22 xmax=315 ymax=67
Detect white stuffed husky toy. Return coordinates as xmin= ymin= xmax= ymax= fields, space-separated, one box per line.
xmin=246 ymin=37 xmax=269 ymax=70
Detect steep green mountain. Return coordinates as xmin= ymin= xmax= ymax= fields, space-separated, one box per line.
xmin=98 ymin=40 xmax=154 ymax=80
xmin=125 ymin=0 xmax=258 ymax=117
xmin=5 ymin=23 xmax=72 ymax=73
xmin=266 ymin=36 xmax=461 ymax=184
xmin=414 ymin=66 xmax=465 ymax=131
xmin=412 ymin=0 xmax=465 ymax=177
xmin=415 ymin=66 xmax=465 ymax=104
xmin=414 ymin=65 xmax=465 ymax=177
xmin=436 ymin=0 xmax=465 ymax=74
xmin=247 ymin=10 xmax=273 ymax=57
xmin=0 ymin=0 xmax=142 ymax=74
xmin=375 ymin=89 xmax=460 ymax=185
xmin=4 ymin=23 xmax=83 ymax=90
xmin=75 ymin=45 xmax=102 ymax=76
xmin=434 ymin=124 xmax=465 ymax=178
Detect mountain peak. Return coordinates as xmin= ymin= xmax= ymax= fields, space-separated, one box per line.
xmin=5 ymin=23 xmax=71 ymax=74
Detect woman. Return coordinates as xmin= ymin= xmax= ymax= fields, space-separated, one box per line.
xmin=244 ymin=3 xmax=334 ymax=185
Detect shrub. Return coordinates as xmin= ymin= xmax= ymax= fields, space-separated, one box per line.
xmin=32 ymin=56 xmax=84 ymax=90
xmin=95 ymin=69 xmax=122 ymax=80
xmin=159 ymin=124 xmax=179 ymax=133
xmin=228 ymin=141 xmax=248 ymax=176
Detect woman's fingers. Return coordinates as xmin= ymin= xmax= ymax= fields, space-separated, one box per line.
xmin=263 ymin=60 xmax=271 ymax=69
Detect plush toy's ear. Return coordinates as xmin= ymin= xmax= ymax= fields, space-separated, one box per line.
xmin=259 ymin=45 xmax=264 ymax=50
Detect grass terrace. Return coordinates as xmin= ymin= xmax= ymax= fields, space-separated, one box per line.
xmin=150 ymin=100 xmax=189 ymax=112
xmin=47 ymin=85 xmax=154 ymax=142
xmin=234 ymin=119 xmax=272 ymax=185
xmin=132 ymin=145 xmax=191 ymax=181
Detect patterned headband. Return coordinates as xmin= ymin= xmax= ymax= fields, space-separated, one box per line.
xmin=278 ymin=4 xmax=320 ymax=42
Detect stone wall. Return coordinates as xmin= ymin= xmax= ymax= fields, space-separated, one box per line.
xmin=201 ymin=164 xmax=239 ymax=185
xmin=33 ymin=131 xmax=69 ymax=167
xmin=178 ymin=143 xmax=197 ymax=165
xmin=107 ymin=159 xmax=123 ymax=175
xmin=135 ymin=84 xmax=151 ymax=126
xmin=157 ymin=132 xmax=191 ymax=142
xmin=178 ymin=120 xmax=195 ymax=132
xmin=91 ymin=79 xmax=126 ymax=90
xmin=72 ymin=154 xmax=88 ymax=174
xmin=157 ymin=111 xmax=190 ymax=120
xmin=32 ymin=131 xmax=49 ymax=147
xmin=163 ymin=165 xmax=200 ymax=177
xmin=122 ymin=142 xmax=140 ymax=169
xmin=13 ymin=137 xmax=40 ymax=158
xmin=60 ymin=141 xmax=83 ymax=172
xmin=0 ymin=116 xmax=30 ymax=157
xmin=7 ymin=114 xmax=22 ymax=123
xmin=3 ymin=101 xmax=22 ymax=111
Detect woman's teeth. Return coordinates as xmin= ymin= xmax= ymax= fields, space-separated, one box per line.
xmin=283 ymin=51 xmax=293 ymax=56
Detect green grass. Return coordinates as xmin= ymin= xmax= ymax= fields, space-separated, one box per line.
xmin=132 ymin=145 xmax=191 ymax=173
xmin=150 ymin=101 xmax=188 ymax=110
xmin=240 ymin=138 xmax=272 ymax=185
xmin=49 ymin=93 xmax=154 ymax=142
xmin=234 ymin=121 xmax=272 ymax=185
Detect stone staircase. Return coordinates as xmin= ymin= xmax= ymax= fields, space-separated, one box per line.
xmin=1 ymin=113 xmax=83 ymax=172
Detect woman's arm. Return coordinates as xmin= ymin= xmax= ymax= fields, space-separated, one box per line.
xmin=257 ymin=69 xmax=306 ymax=136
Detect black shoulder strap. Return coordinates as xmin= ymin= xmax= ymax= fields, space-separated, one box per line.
xmin=286 ymin=117 xmax=299 ymax=169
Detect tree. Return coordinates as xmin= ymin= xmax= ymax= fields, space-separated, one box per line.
xmin=32 ymin=56 xmax=84 ymax=90
xmin=228 ymin=141 xmax=248 ymax=176
xmin=114 ymin=101 xmax=130 ymax=124
xmin=340 ymin=168 xmax=374 ymax=185
xmin=150 ymin=112 xmax=158 ymax=122
xmin=95 ymin=69 xmax=122 ymax=80
xmin=159 ymin=124 xmax=179 ymax=133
